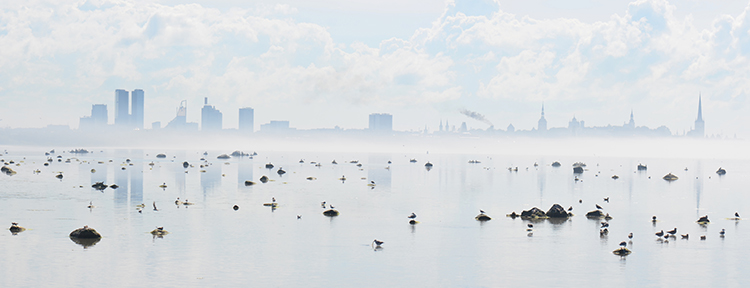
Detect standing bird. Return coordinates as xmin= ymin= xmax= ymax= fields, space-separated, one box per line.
xmin=628 ymin=232 xmax=633 ymax=239
xmin=619 ymin=241 xmax=627 ymax=247
xmin=604 ymin=197 xmax=610 ymax=203
xmin=655 ymin=230 xmax=664 ymax=237
xmin=568 ymin=206 xmax=573 ymax=211
xmin=321 ymin=201 xmax=326 ymax=208
xmin=372 ymin=239 xmax=384 ymax=248
xmin=601 ymin=222 xmax=609 ymax=228
xmin=297 ymin=215 xmax=302 ymax=219
xmin=681 ymin=234 xmax=689 ymax=239
xmin=735 ymin=212 xmax=741 ymax=218
xmin=408 ymin=213 xmax=417 ymax=219
xmin=720 ymin=229 xmax=726 ymax=236
xmin=87 ymin=201 xmax=94 ymax=209
xmin=272 ymin=197 xmax=276 ymax=203
xmin=651 ymin=216 xmax=657 ymax=222
xmin=153 ymin=201 xmax=158 ymax=211
xmin=479 ymin=209 xmax=486 ymax=214
xmin=595 ymin=204 xmax=603 ymax=210
xmin=667 ymin=228 xmax=677 ymax=235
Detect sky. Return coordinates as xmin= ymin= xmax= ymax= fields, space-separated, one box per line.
xmin=2 ymin=0 xmax=750 ymax=137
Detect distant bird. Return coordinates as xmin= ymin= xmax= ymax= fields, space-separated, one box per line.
xmin=667 ymin=228 xmax=677 ymax=235
xmin=272 ymin=197 xmax=276 ymax=203
xmin=527 ymin=224 xmax=534 ymax=229
xmin=655 ymin=230 xmax=664 ymax=237
xmin=372 ymin=239 xmax=384 ymax=248
xmin=330 ymin=205 xmax=335 ymax=209
xmin=479 ymin=209 xmax=486 ymax=214
xmin=87 ymin=201 xmax=94 ymax=209
xmin=175 ymin=198 xmax=182 ymax=205
xmin=628 ymin=232 xmax=633 ymax=239
xmin=700 ymin=235 xmax=707 ymax=240
xmin=321 ymin=201 xmax=326 ymax=208
xmin=595 ymin=204 xmax=603 ymax=210
xmin=408 ymin=213 xmax=417 ymax=219
xmin=681 ymin=234 xmax=689 ymax=239
xmin=297 ymin=215 xmax=302 ymax=219
xmin=720 ymin=229 xmax=726 ymax=236
xmin=153 ymin=201 xmax=158 ymax=211
xmin=233 ymin=205 xmax=239 ymax=211
xmin=600 ymin=228 xmax=609 ymax=235
xmin=339 ymin=175 xmax=346 ymax=181
xmin=579 ymin=199 xmax=582 ymax=203
xmin=603 ymin=197 xmax=609 ymax=203
xmin=568 ymin=206 xmax=573 ymax=211
xmin=652 ymin=216 xmax=657 ymax=222
xmin=619 ymin=241 xmax=627 ymax=247
xmin=137 ymin=208 xmax=142 ymax=213
xmin=601 ymin=222 xmax=609 ymax=228
xmin=735 ymin=212 xmax=740 ymax=218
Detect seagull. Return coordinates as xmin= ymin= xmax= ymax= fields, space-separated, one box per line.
xmin=603 ymin=197 xmax=610 ymax=203
xmin=655 ymin=230 xmax=664 ymax=237
xmin=480 ymin=209 xmax=486 ymax=214
xmin=372 ymin=239 xmax=384 ymax=247
xmin=527 ymin=224 xmax=534 ymax=229
xmin=681 ymin=234 xmax=689 ymax=239
xmin=595 ymin=204 xmax=603 ymax=210
xmin=601 ymin=222 xmax=609 ymax=228
xmin=720 ymin=229 xmax=726 ymax=236
xmin=297 ymin=215 xmax=302 ymax=219
xmin=735 ymin=212 xmax=740 ymax=218
xmin=619 ymin=241 xmax=627 ymax=247
xmin=667 ymin=228 xmax=677 ymax=235
xmin=153 ymin=201 xmax=158 ymax=211
xmin=628 ymin=232 xmax=633 ymax=239
xmin=408 ymin=213 xmax=417 ymax=219
xmin=568 ymin=206 xmax=573 ymax=211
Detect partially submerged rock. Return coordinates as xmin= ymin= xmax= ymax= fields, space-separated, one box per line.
xmin=69 ymin=226 xmax=101 ymax=239
xmin=716 ymin=167 xmax=726 ymax=175
xmin=259 ymin=175 xmax=269 ymax=183
xmin=586 ymin=210 xmax=606 ymax=219
xmin=1 ymin=166 xmax=17 ymax=175
xmin=323 ymin=209 xmax=339 ymax=217
xmin=91 ymin=182 xmax=108 ymax=190
xmin=613 ymin=247 xmax=632 ymax=256
xmin=9 ymin=222 xmax=25 ymax=233
xmin=663 ymin=173 xmax=678 ymax=181
xmin=150 ymin=227 xmax=169 ymax=237
xmin=475 ymin=214 xmax=491 ymax=221
xmin=244 ymin=180 xmax=256 ymax=186
xmin=697 ymin=215 xmax=710 ymax=224
xmin=545 ymin=204 xmax=569 ymax=218
xmin=507 ymin=211 xmax=520 ymax=219
xmin=521 ymin=207 xmax=547 ymax=219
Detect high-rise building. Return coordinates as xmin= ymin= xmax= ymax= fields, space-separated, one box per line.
xmin=201 ymin=97 xmax=223 ymax=131
xmin=239 ymin=107 xmax=254 ymax=132
xmin=91 ymin=104 xmax=108 ymax=126
xmin=368 ymin=113 xmax=393 ymax=131
xmin=131 ymin=89 xmax=144 ymax=129
xmin=114 ymin=89 xmax=129 ymax=126
xmin=537 ymin=104 xmax=547 ymax=132
xmin=260 ymin=120 xmax=290 ymax=132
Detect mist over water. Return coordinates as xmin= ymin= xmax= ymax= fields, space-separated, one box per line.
xmin=1 ymin=138 xmax=748 ymax=287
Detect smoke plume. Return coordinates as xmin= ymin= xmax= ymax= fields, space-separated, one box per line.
xmin=459 ymin=109 xmax=493 ymax=126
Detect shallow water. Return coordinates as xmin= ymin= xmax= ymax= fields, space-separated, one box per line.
xmin=1 ymin=146 xmax=749 ymax=287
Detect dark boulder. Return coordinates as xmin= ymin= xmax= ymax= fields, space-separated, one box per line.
xmin=69 ymin=226 xmax=102 ymax=239
xmin=183 ymin=161 xmax=189 ymax=169
xmin=244 ymin=181 xmax=256 ymax=186
xmin=323 ymin=209 xmax=339 ymax=217
xmin=586 ymin=210 xmax=606 ymax=219
xmin=521 ymin=207 xmax=546 ymax=219
xmin=92 ymin=182 xmax=108 ymax=190
xmin=573 ymin=166 xmax=584 ymax=174
xmin=545 ymin=204 xmax=569 ymax=218
xmin=259 ymin=175 xmax=269 ymax=183
xmin=475 ymin=214 xmax=491 ymax=221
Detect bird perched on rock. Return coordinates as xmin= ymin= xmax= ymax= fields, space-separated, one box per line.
xmin=568 ymin=206 xmax=573 ymax=211
xmin=479 ymin=209 xmax=486 ymax=214
xmin=408 ymin=213 xmax=417 ymax=219
xmin=595 ymin=204 xmax=603 ymax=210
xmin=735 ymin=212 xmax=740 ymax=218
xmin=601 ymin=222 xmax=609 ymax=228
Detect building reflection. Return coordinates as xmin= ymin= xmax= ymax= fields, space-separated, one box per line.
xmin=114 ymin=156 xmax=129 ymax=208
xmin=201 ymin=161 xmax=222 ymax=197
xmin=238 ymin=159 xmax=253 ymax=189
xmin=694 ymin=160 xmax=703 ymax=216
xmin=367 ymin=154 xmax=392 ymax=188
xmin=130 ymin=149 xmax=143 ymax=206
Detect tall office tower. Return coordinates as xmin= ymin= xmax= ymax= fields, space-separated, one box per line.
xmin=368 ymin=113 xmax=393 ymax=131
xmin=91 ymin=104 xmax=108 ymax=126
xmin=201 ymin=97 xmax=223 ymax=131
xmin=239 ymin=107 xmax=254 ymax=132
xmin=537 ymin=104 xmax=547 ymax=132
xmin=114 ymin=89 xmax=129 ymax=126
xmin=131 ymin=89 xmax=144 ymax=129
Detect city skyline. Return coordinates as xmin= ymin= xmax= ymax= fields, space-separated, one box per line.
xmin=2 ymin=0 xmax=750 ymax=138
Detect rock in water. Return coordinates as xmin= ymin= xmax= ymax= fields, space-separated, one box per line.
xmin=259 ymin=175 xmax=269 ymax=183
xmin=323 ymin=209 xmax=339 ymax=217
xmin=475 ymin=214 xmax=492 ymax=221
xmin=613 ymin=247 xmax=632 ymax=256
xmin=586 ymin=210 xmax=606 ymax=219
xmin=69 ymin=226 xmax=102 ymax=239
xmin=521 ymin=207 xmax=546 ymax=219
xmin=545 ymin=204 xmax=569 ymax=218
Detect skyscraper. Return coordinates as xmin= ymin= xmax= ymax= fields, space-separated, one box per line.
xmin=537 ymin=104 xmax=547 ymax=132
xmin=369 ymin=113 xmax=393 ymax=131
xmin=201 ymin=97 xmax=223 ymax=131
xmin=239 ymin=107 xmax=254 ymax=132
xmin=131 ymin=89 xmax=144 ymax=129
xmin=91 ymin=104 xmax=108 ymax=126
xmin=114 ymin=89 xmax=129 ymax=126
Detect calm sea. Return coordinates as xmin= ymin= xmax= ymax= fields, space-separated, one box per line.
xmin=1 ymin=143 xmax=749 ymax=287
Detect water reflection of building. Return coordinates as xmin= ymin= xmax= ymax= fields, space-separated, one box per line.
xmin=238 ymin=159 xmax=254 ymax=189
xmin=114 ymin=161 xmax=129 ymax=207
xmin=130 ymin=150 xmax=143 ymax=206
xmin=367 ymin=154 xmax=392 ymax=188
xmin=694 ymin=161 xmax=703 ymax=216
xmin=201 ymin=163 xmax=222 ymax=196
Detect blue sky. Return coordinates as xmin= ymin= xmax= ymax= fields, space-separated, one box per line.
xmin=1 ymin=0 xmax=750 ymax=137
